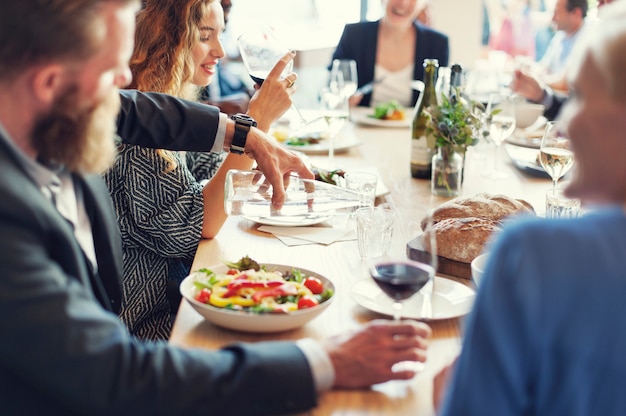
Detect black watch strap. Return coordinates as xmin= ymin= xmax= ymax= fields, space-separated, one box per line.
xmin=230 ymin=113 xmax=257 ymax=155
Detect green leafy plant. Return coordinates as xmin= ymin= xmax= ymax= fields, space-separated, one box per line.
xmin=424 ymin=91 xmax=486 ymax=155
xmin=424 ymin=90 xmax=494 ymax=194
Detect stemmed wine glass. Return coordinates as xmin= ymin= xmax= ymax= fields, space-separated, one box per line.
xmin=368 ymin=210 xmax=437 ymax=322
xmin=319 ymin=86 xmax=349 ymax=167
xmin=330 ymin=59 xmax=358 ymax=100
xmin=237 ymin=25 xmax=308 ymax=127
xmin=482 ymin=94 xmax=516 ymax=179
xmin=539 ymin=121 xmax=574 ymax=193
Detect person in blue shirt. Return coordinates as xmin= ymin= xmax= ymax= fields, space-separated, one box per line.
xmin=436 ymin=3 xmax=626 ymax=414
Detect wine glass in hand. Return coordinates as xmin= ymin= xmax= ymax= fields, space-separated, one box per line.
xmin=539 ymin=121 xmax=574 ymax=193
xmin=237 ymin=25 xmax=306 ymax=126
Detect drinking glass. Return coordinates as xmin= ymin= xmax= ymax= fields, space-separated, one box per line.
xmin=482 ymin=94 xmax=516 ymax=179
xmin=319 ymin=86 xmax=349 ymax=166
xmin=368 ymin=210 xmax=437 ymax=322
xmin=330 ymin=59 xmax=358 ymax=99
xmin=539 ymin=121 xmax=574 ymax=193
xmin=237 ymin=25 xmax=308 ymax=127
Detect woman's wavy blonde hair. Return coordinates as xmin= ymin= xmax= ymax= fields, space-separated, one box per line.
xmin=128 ymin=0 xmax=216 ymax=170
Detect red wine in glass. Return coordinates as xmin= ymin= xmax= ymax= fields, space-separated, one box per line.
xmin=369 ymin=260 xmax=433 ymax=321
xmin=249 ymin=70 xmax=268 ymax=85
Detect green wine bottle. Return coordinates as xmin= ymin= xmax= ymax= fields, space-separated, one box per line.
xmin=410 ymin=59 xmax=439 ymax=179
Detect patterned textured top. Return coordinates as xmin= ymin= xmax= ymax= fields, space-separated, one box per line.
xmin=103 ymin=145 xmax=212 ymax=340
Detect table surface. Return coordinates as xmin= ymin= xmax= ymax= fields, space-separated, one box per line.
xmin=169 ymin=114 xmax=549 ymax=415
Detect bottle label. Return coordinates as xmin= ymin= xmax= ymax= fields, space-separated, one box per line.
xmin=410 ymin=137 xmax=432 ymax=165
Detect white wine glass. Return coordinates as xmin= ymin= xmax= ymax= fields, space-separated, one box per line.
xmin=237 ymin=25 xmax=308 ymax=127
xmin=330 ymin=59 xmax=358 ymax=99
xmin=539 ymin=121 xmax=574 ymax=193
xmin=319 ymin=86 xmax=349 ymax=167
xmin=482 ymin=94 xmax=516 ymax=179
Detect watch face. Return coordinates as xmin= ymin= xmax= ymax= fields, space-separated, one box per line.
xmin=232 ymin=113 xmax=257 ymax=127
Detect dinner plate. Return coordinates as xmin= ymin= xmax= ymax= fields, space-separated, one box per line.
xmin=505 ymin=117 xmax=547 ymax=149
xmin=504 ymin=143 xmax=550 ymax=178
xmin=180 ymin=263 xmax=335 ymax=333
xmin=242 ymin=214 xmax=332 ymax=227
xmin=350 ymin=107 xmax=411 ymax=128
xmin=283 ymin=134 xmax=362 ymax=155
xmin=351 ymin=276 xmax=475 ymax=320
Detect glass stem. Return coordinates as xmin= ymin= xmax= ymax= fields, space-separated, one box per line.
xmin=493 ymin=144 xmax=499 ymax=173
xmin=392 ymin=301 xmax=402 ymax=321
xmin=327 ymin=122 xmax=334 ymax=165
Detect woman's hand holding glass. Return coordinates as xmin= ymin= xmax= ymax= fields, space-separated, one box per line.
xmin=237 ymin=25 xmax=308 ymax=128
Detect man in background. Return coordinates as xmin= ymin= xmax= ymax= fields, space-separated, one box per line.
xmin=537 ymin=0 xmax=588 ymax=90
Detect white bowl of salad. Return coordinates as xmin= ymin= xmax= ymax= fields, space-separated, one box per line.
xmin=180 ymin=257 xmax=335 ymax=333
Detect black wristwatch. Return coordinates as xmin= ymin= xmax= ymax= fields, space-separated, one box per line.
xmin=229 ymin=113 xmax=257 ymax=155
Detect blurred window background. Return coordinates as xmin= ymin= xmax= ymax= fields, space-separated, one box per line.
xmin=222 ymin=0 xmax=601 ymax=107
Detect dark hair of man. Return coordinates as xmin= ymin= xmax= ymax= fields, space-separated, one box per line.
xmin=567 ymin=0 xmax=589 ymax=18
xmin=0 ymin=0 xmax=138 ymax=81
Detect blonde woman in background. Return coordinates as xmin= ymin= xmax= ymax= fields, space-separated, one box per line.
xmin=104 ymin=0 xmax=296 ymax=340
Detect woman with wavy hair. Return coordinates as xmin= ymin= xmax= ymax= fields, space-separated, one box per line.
xmin=104 ymin=0 xmax=296 ymax=340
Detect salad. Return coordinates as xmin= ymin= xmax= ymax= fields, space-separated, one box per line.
xmin=370 ymin=100 xmax=406 ymax=121
xmin=191 ymin=256 xmax=334 ymax=314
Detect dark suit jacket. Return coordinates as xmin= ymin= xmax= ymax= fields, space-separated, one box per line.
xmin=331 ymin=20 xmax=449 ymax=107
xmin=0 ymin=90 xmax=317 ymax=415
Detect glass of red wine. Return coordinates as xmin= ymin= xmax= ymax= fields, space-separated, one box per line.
xmin=369 ymin=259 xmax=434 ymax=321
xmin=369 ymin=210 xmax=437 ymax=321
xmin=237 ymin=25 xmax=308 ymax=127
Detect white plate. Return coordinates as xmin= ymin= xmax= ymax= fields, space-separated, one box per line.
xmin=351 ymin=276 xmax=475 ymax=320
xmin=242 ymin=214 xmax=332 ymax=227
xmin=350 ymin=107 xmax=411 ymax=128
xmin=505 ymin=116 xmax=548 ymax=149
xmin=504 ymin=143 xmax=550 ymax=178
xmin=284 ymin=134 xmax=362 ymax=155
xmin=180 ymin=263 xmax=335 ymax=333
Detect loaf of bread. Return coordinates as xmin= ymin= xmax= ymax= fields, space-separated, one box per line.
xmin=421 ymin=194 xmax=535 ymax=263
xmin=422 ymin=193 xmax=535 ymax=230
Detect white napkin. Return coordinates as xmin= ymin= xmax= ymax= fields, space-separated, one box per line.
xmin=258 ymin=225 xmax=356 ymax=246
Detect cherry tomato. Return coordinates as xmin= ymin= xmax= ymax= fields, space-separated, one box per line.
xmin=195 ymin=288 xmax=211 ymax=304
xmin=297 ymin=296 xmax=319 ymax=309
xmin=226 ymin=269 xmax=238 ymax=275
xmin=303 ymin=277 xmax=324 ymax=295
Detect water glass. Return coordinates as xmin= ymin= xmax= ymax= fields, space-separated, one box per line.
xmin=545 ymin=188 xmax=580 ymax=219
xmin=344 ymin=171 xmax=378 ymax=208
xmin=356 ymin=205 xmax=394 ymax=259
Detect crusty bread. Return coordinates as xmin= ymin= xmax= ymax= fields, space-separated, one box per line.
xmin=423 ymin=217 xmax=501 ymax=264
xmin=421 ymin=194 xmax=535 ymax=263
xmin=422 ymin=193 xmax=535 ymax=230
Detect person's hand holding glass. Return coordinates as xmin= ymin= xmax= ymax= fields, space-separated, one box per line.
xmin=237 ymin=25 xmax=307 ymax=127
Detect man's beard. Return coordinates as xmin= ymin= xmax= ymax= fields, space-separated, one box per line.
xmin=31 ymin=86 xmax=120 ymax=174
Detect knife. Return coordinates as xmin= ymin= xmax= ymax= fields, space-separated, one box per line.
xmin=355 ymin=77 xmax=385 ymax=96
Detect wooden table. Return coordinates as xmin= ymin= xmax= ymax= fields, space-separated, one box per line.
xmin=169 ymin=118 xmax=549 ymax=415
